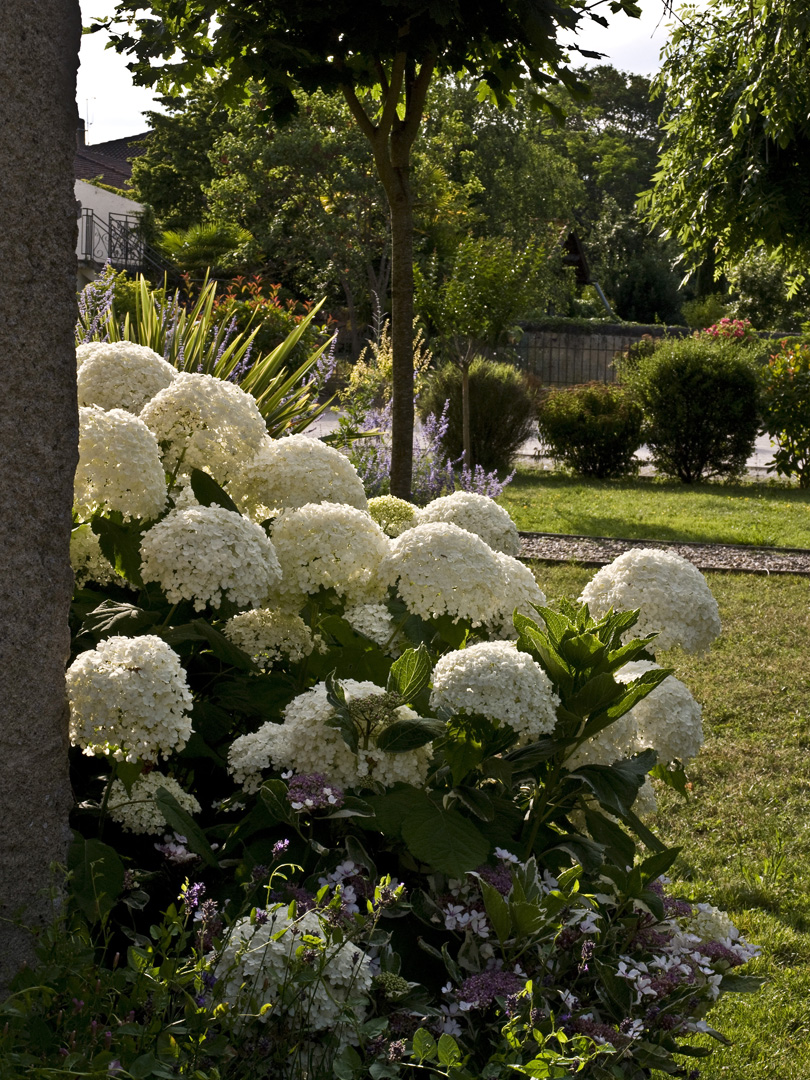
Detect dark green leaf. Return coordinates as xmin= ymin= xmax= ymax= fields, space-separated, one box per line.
xmin=376 ymin=716 xmax=445 ymax=753
xmin=91 ymin=513 xmax=145 ymax=587
xmin=213 ymin=673 xmax=295 ymax=719
xmin=189 ymin=468 xmax=240 ymax=513
xmin=604 ymin=668 xmax=672 ymax=722
xmin=430 ymin=613 xmax=470 ymax=650
xmin=570 ymin=750 xmax=656 ymax=818
xmin=326 ymin=795 xmax=375 ymax=819
xmin=155 ymin=786 xmax=220 ymax=867
xmin=68 ymin=835 xmax=125 ymax=925
xmin=363 ymin=785 xmax=432 ymax=838
xmin=437 ymin=1033 xmax=461 ymax=1067
xmin=566 ymin=672 xmax=624 ymax=718
xmin=412 ymin=1028 xmax=437 ymax=1063
xmin=191 ymin=619 xmax=258 ymax=671
xmin=81 ymin=600 xmax=159 ymax=640
xmin=651 ymin=761 xmax=690 ymax=796
xmin=386 ymin=644 xmax=432 ymax=701
xmin=639 ymin=847 xmax=681 ymax=883
xmin=478 ymin=878 xmax=512 ymax=943
xmin=559 ymin=631 xmax=607 ymax=668
xmin=259 ymin=779 xmax=294 ymax=824
xmin=156 ymin=622 xmax=208 ymax=647
xmin=452 ymin=786 xmax=495 ymax=821
xmin=401 ymin=803 xmax=489 ymax=877
xmin=584 ymin=808 xmax=636 ymax=867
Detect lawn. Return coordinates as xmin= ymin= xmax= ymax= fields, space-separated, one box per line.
xmin=497 ymin=467 xmax=810 ymax=548
xmin=536 ymin=562 xmax=810 ymax=1079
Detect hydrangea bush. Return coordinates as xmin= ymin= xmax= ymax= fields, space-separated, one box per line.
xmin=4 ymin=349 xmax=762 ymax=1080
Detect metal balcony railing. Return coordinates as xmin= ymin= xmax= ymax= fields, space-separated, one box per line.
xmin=78 ymin=209 xmax=144 ymax=272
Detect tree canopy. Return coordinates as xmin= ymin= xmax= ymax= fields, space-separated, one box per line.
xmin=643 ymin=0 xmax=810 ymax=284
xmin=103 ymin=0 xmax=641 ymax=495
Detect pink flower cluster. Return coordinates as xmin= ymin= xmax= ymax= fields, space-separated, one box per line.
xmin=701 ymin=317 xmax=755 ymax=342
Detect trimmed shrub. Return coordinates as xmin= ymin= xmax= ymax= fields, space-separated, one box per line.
xmin=618 ymin=335 xmax=762 ymax=483
xmin=537 ymin=381 xmax=643 ymax=479
xmin=417 ymin=356 xmax=535 ymax=473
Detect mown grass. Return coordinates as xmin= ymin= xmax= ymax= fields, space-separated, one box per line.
xmin=498 ymin=467 xmax=810 ymax=548
xmin=536 ymin=563 xmax=810 ymax=1078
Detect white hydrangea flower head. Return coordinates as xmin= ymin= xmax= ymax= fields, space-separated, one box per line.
xmin=66 ymin=634 xmax=193 ymax=762
xmin=75 ymin=406 xmax=168 ymax=522
xmin=430 ymin=641 xmax=559 ymax=741
xmin=342 ymin=603 xmax=403 ymax=655
xmin=486 ymin=552 xmax=547 ymax=639
xmin=564 ymin=712 xmax=640 ymax=771
xmin=689 ymin=903 xmax=739 ymax=943
xmin=367 ymin=495 xmax=418 ymax=537
xmin=76 ymin=341 xmax=176 ymax=414
xmin=228 ymin=434 xmax=367 ymax=519
xmin=76 ymin=341 xmax=111 ymax=370
xmin=140 ymin=371 xmax=267 ymax=484
xmin=107 ymin=770 xmax=201 ymax=835
xmin=270 ymin=502 xmax=389 ymax=607
xmin=416 ymin=491 xmax=521 ymax=556
xmin=579 ymin=548 xmax=721 ymax=654
xmin=616 ymin=660 xmax=703 ymax=765
xmin=228 ymin=680 xmax=433 ymax=792
xmin=223 ymin=608 xmax=315 ymax=669
xmin=213 ymin=907 xmax=373 ymax=1030
xmin=634 ymin=776 xmax=658 ymax=818
xmin=377 ymin=522 xmax=503 ymax=627
xmin=71 ymin=524 xmax=125 ymax=588
xmin=140 ymin=506 xmax=282 ymax=611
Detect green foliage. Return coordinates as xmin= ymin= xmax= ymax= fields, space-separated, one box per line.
xmin=681 ymin=293 xmax=731 ymax=330
xmin=417 ymin=236 xmax=570 ymax=360
xmin=618 ymin=334 xmax=763 ymax=483
xmin=77 ymin=273 xmax=332 ymax=437
xmin=726 ymin=249 xmax=810 ymax=332
xmin=418 ymin=357 xmax=535 ymax=473
xmin=643 ymin=0 xmax=810 ymax=282
xmin=537 ymin=382 xmax=643 ymax=479
xmin=157 ymin=221 xmax=261 ymax=279
xmin=760 ymin=340 xmax=810 ymax=487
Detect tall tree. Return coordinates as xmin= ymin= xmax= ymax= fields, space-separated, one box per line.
xmin=0 ymin=0 xmax=80 ymax=989
xmin=102 ymin=0 xmax=640 ymax=497
xmin=642 ymin=0 xmax=810 ymax=285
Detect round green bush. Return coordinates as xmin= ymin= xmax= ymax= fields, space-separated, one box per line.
xmin=618 ymin=335 xmax=762 ymax=483
xmin=537 ymin=381 xmax=643 ymax=479
xmin=417 ymin=356 xmax=535 ymax=472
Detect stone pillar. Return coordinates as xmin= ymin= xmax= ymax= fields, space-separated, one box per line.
xmin=0 ymin=0 xmax=81 ymax=989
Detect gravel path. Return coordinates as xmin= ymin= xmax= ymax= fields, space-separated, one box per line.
xmin=519 ymin=531 xmax=810 ymax=575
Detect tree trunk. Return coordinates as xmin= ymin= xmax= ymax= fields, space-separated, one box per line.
xmin=0 ymin=0 xmax=81 ymax=991
xmin=387 ymin=174 xmax=415 ymax=499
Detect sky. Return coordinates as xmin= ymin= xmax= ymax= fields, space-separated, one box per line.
xmin=77 ymin=0 xmax=686 ymax=145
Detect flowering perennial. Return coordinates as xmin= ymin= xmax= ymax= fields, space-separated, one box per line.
xmin=140 ymin=372 xmax=267 ymax=484
xmin=416 ymin=491 xmax=521 ymax=556
xmin=223 ymin=608 xmax=315 ymax=669
xmin=270 ymin=502 xmax=389 ymax=607
xmin=377 ymin=522 xmax=504 ymax=626
xmin=140 ymin=506 xmax=282 ymax=611
xmin=228 ymin=434 xmax=368 ymax=519
xmin=342 ymin=603 xmax=402 ymax=654
xmin=367 ymin=494 xmax=417 ymax=537
xmin=616 ymin=660 xmax=704 ymax=765
xmin=67 ymin=635 xmax=193 ymax=762
xmin=107 ymin=770 xmax=201 ymax=835
xmin=430 ymin=642 xmax=559 ymax=741
xmin=212 ymin=907 xmax=374 ymax=1031
xmin=76 ymin=340 xmax=176 ymax=414
xmin=70 ymin=524 xmax=123 ymax=588
xmin=228 ymin=681 xmax=433 ymax=792
xmin=579 ymin=547 xmax=721 ymax=654
xmin=487 ymin=552 xmax=547 ymax=638
xmin=75 ymin=406 xmax=167 ymax=522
